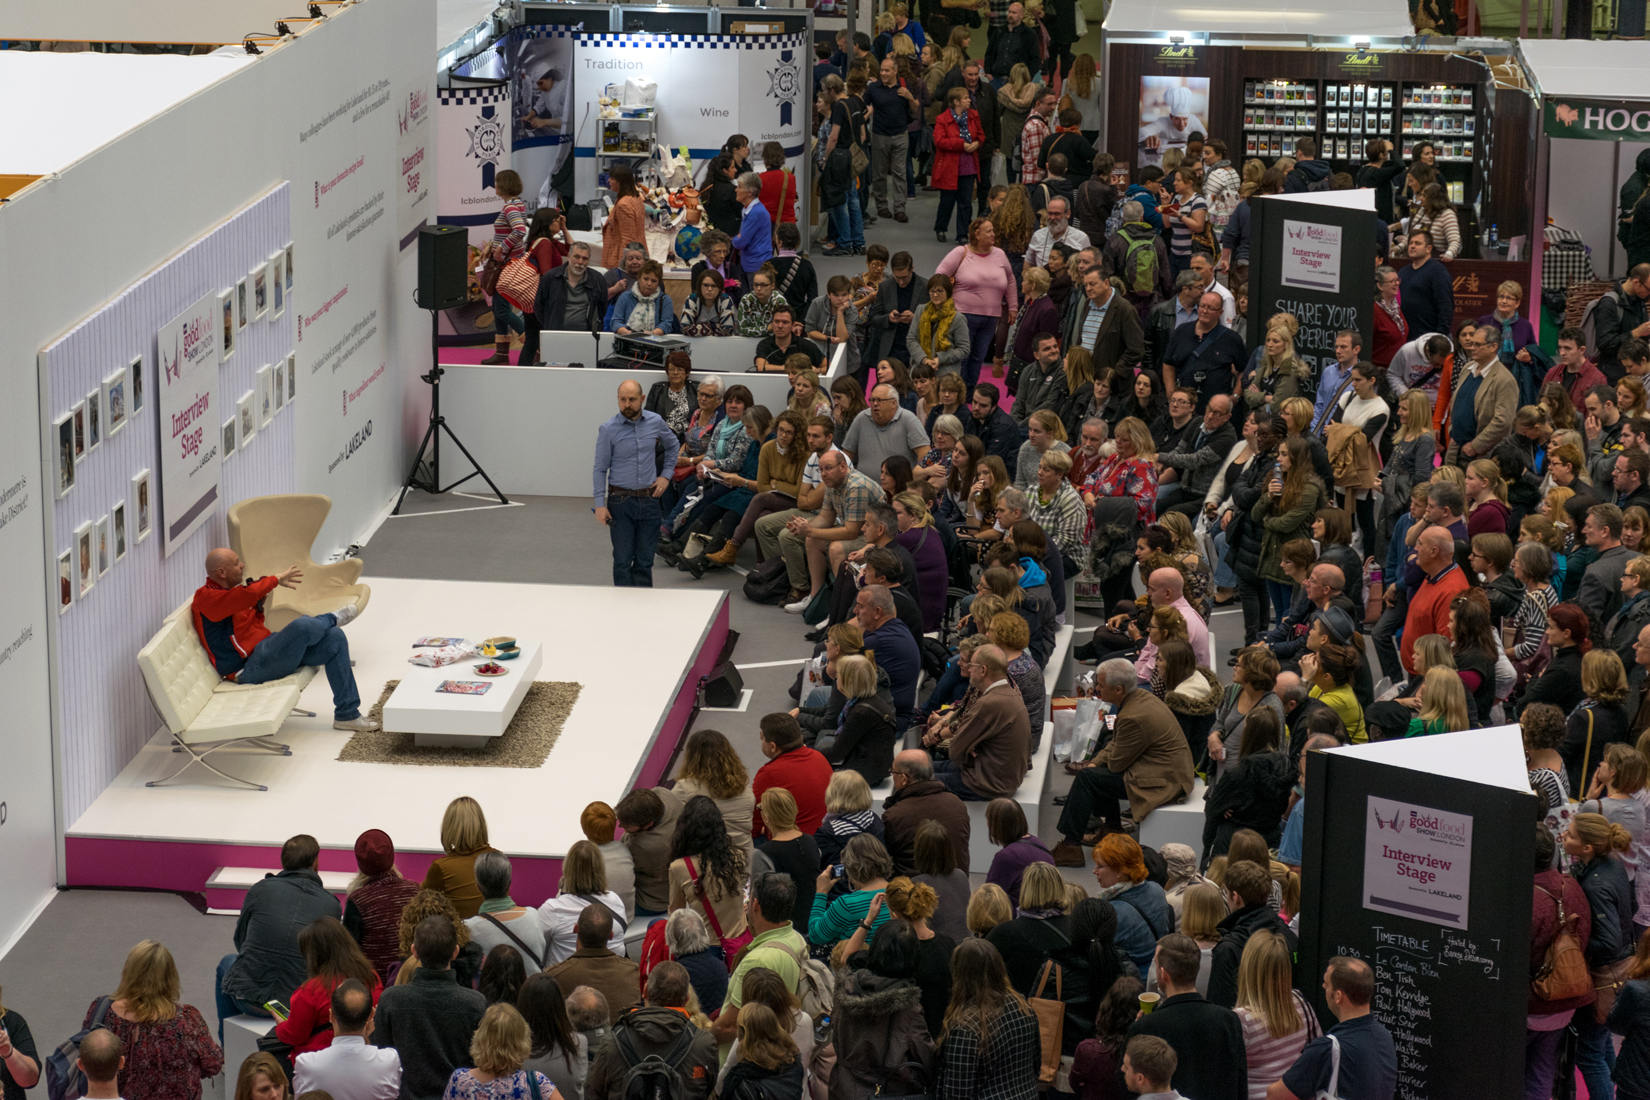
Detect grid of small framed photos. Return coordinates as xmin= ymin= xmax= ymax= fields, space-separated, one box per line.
xmin=222 ymin=245 xmax=296 ymax=465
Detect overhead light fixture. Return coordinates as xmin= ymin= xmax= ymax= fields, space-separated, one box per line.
xmin=309 ymin=3 xmax=325 ymax=17
xmin=243 ymin=38 xmax=262 ymax=53
xmin=1169 ymin=34 xmax=1185 ymax=43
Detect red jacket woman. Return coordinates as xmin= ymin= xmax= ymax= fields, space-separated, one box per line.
xmin=273 ymin=918 xmax=384 ymax=1057
xmin=275 ymin=972 xmax=383 ymax=1056
xmin=931 ymin=104 xmax=985 ymax=192
xmin=1372 ymin=268 xmax=1409 ymax=369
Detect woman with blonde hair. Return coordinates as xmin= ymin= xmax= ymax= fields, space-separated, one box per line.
xmin=966 ymin=883 xmax=1014 ymax=938
xmin=990 ymin=183 xmax=1037 ymax=272
xmin=1381 ymin=390 xmax=1437 ymax=527
xmin=1081 ymin=415 xmax=1158 ymax=529
xmin=1170 ymin=883 xmax=1225 ymax=996
xmin=1234 ymin=930 xmax=1320 ymax=1098
xmin=1242 ymin=314 xmax=1306 ymax=413
xmin=442 ymin=1002 xmax=564 ymax=1100
xmin=998 ymin=64 xmax=1040 ymax=173
xmin=796 ymin=620 xmax=867 ymax=725
xmin=537 ymin=841 xmax=627 ymax=965
xmin=1564 ymin=647 xmax=1634 ymax=792
xmin=1568 ymin=811 xmax=1637 ymax=1099
xmin=1066 ymin=54 xmax=1102 ymax=142
xmin=1013 ymin=408 xmax=1070 ymax=492
xmin=233 ymin=1054 xmax=287 ymax=1100
xmin=88 ymin=941 xmax=223 ymax=1100
xmin=1406 ymin=665 xmax=1469 ymax=737
xmin=424 ymin=796 xmax=500 ymax=919
xmin=1465 ymin=457 xmax=1510 ymax=537
xmin=673 ymin=728 xmax=754 ymax=864
xmin=820 ymin=654 xmax=898 ymax=786
xmin=1544 ymin=485 xmax=1579 ymax=551
xmin=788 ymin=367 xmax=830 ymax=420
xmin=718 ymin=1003 xmax=804 ymax=1097
xmin=814 ymin=768 xmax=884 ymax=872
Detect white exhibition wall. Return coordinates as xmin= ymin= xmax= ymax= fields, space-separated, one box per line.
xmin=40 ymin=187 xmax=295 ymax=824
xmin=1546 ymin=136 xmax=1650 ymax=282
xmin=0 ymin=0 xmax=433 ymax=946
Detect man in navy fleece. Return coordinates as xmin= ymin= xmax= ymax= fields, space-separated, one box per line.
xmin=1396 ymin=230 xmax=1454 ymax=341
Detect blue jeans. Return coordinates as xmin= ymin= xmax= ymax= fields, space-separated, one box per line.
xmin=960 ymin=311 xmax=997 ymax=390
xmin=934 ymin=173 xmax=976 ymax=242
xmin=609 ymin=493 xmax=662 ymax=587
xmin=1576 ymin=1008 xmax=1617 ymax=1100
xmin=804 ymin=685 xmax=831 ymax=708
xmin=828 ymin=186 xmax=864 ymax=249
xmin=1524 ymin=1027 xmax=1563 ymax=1100
xmin=214 ymin=953 xmax=271 ymax=1044
xmin=491 ymin=295 xmax=522 ymax=337
xmin=1212 ymin=530 xmax=1239 ymax=588
xmin=239 ymin=612 xmax=360 ymax=720
xmin=1265 ymin=579 xmax=1296 ymax=625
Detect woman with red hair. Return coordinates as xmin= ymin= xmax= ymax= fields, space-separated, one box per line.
xmin=1524 ymin=603 xmax=1589 ymax=719
xmin=1090 ymin=834 xmax=1172 ymax=975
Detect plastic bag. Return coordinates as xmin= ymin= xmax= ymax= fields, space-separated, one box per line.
xmin=1051 ymin=708 xmax=1079 ymax=762
xmin=624 ymin=78 xmax=657 ymax=107
xmin=1069 ymin=698 xmax=1103 ymax=763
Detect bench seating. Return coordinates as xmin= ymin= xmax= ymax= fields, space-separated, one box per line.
xmin=204 ymin=866 xmax=356 ymax=912
xmin=1138 ymin=779 xmax=1209 ymax=854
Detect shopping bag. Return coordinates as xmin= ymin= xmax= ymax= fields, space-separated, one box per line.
xmin=624 ymin=78 xmax=658 ymax=107
xmin=1069 ymin=698 xmax=1103 ymax=763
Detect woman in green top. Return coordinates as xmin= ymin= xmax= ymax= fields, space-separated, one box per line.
xmin=1249 ymin=435 xmax=1325 ymax=629
xmin=1302 ymin=640 xmax=1366 ymax=744
xmin=809 ymin=833 xmax=894 ymax=949
xmin=1406 ymin=666 xmax=1468 ymax=737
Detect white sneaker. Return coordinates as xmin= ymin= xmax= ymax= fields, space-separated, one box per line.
xmin=783 ymin=595 xmax=812 ymax=614
xmin=333 ymin=603 xmax=359 ymax=628
xmin=333 ymin=715 xmax=381 ymax=732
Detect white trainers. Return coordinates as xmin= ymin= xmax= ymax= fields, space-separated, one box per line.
xmin=333 ymin=715 xmax=381 ymax=732
xmin=333 ymin=603 xmax=359 ymax=627
xmin=783 ymin=595 xmax=812 ymax=614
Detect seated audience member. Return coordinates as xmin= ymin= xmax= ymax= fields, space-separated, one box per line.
xmin=673 ymin=729 xmax=756 ymax=866
xmin=232 ymin=1054 xmax=288 ymax=1100
xmin=663 ymin=910 xmax=730 ymax=1026
xmin=1128 ymin=933 xmax=1248 ymax=1100
xmin=604 ymin=259 xmax=677 ymax=335
xmin=217 ymin=834 xmax=342 ymax=1033
xmin=538 ymin=842 xmax=628 ymax=966
xmin=394 ymin=890 xmax=482 ymax=989
xmin=932 ymin=645 xmax=1033 ymax=801
xmin=827 ymin=509 xmax=925 ymax=634
xmin=891 ymin=491 xmax=949 ymax=632
xmin=617 ymin=786 xmax=684 ymax=919
xmin=668 ymin=796 xmax=750 ymax=954
xmin=442 ymin=1002 xmax=559 ymax=1100
xmin=1092 ymin=835 xmax=1175 ymax=974
xmin=1206 ymin=859 xmax=1301 ymax=1010
xmin=545 ymin=906 xmax=639 ymax=1026
xmin=343 ymin=829 xmax=422 ymax=986
xmin=565 ymin=987 xmax=611 ymax=1071
xmin=1053 ymin=659 xmax=1196 ymax=866
xmin=193 ymin=548 xmax=378 ymax=732
xmin=754 ymin=305 xmax=825 ymax=372
xmin=988 ymin=612 xmax=1046 ymax=745
xmin=462 ymin=852 xmax=549 ymax=972
xmin=881 ymin=748 xmax=971 ymax=875
xmin=751 ymin=712 xmax=833 ymax=837
xmin=713 ymin=873 xmax=810 ymax=1050
xmin=535 ymin=242 xmax=605 ymax=335
xmin=276 ymin=918 xmax=383 ymax=1057
xmin=517 ymin=973 xmax=588 ymax=1100
xmin=1272 ymin=958 xmax=1396 ymax=1100
xmin=586 ymin=964 xmax=718 ymax=1100
xmin=605 ymin=241 xmax=647 ymax=300
xmin=808 ymin=834 xmax=896 ymax=950
xmin=477 ymin=946 xmax=531 ymax=1007
xmin=753 ymin=788 xmax=823 ymax=932
xmin=857 ymin=584 xmax=922 ymax=730
xmin=716 ymin=1001 xmax=806 ymax=1098
xmin=819 ymin=654 xmax=900 ymax=786
xmin=985 ymin=798 xmax=1055 ymax=910
xmin=679 ymin=269 xmax=736 ymax=336
xmin=1201 ymin=706 xmax=1293 ymax=860
xmin=579 ymin=802 xmax=635 ymax=923
xmin=89 ymin=941 xmax=223 ymax=1100
xmin=294 ymin=978 xmax=403 ymax=1100
xmin=373 ymin=916 xmax=487 ymax=1100
xmin=423 ymin=796 xmax=501 ymax=919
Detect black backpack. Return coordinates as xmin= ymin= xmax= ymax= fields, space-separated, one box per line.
xmin=617 ymin=1025 xmax=696 ymax=1100
xmin=743 ymin=556 xmax=792 ymax=605
xmin=46 ymin=997 xmax=111 ymax=1100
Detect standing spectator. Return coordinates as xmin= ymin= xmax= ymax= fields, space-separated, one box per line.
xmin=84 ymin=941 xmax=223 ymax=1100
xmin=598 ymin=164 xmax=645 ymax=269
xmin=1594 ymin=266 xmax=1650 ymax=383
xmin=1528 ymin=823 xmax=1593 ymax=1100
xmin=578 ymin=804 xmax=634 ymax=925
xmin=730 ymin=172 xmax=773 ymax=278
xmin=276 ymin=918 xmax=383 ymax=1058
xmin=344 ymin=829 xmax=422 ymax=986
xmin=867 ymin=57 xmax=919 ymax=222
xmin=1271 ymin=958 xmax=1396 ymax=1100
xmin=932 ymin=88 xmax=987 ymax=248
xmin=1164 ymin=168 xmax=1209 ymax=281
xmin=1128 ymin=934 xmax=1246 ymax=1100
xmin=932 ymin=939 xmax=1041 ymax=1097
xmin=0 ymin=980 xmax=39 ymax=1100
xmin=593 ymin=380 xmax=677 ymax=587
xmin=424 ymin=798 xmax=502 ymax=920
xmin=375 ymin=917 xmax=487 ymax=1100
xmin=217 ymin=834 xmax=341 ymax=1035
xmin=545 ymin=907 xmax=639 ymax=1027
xmin=481 ymin=169 xmax=527 ymax=366
xmin=750 ymin=712 xmax=832 ymax=837
xmin=817 ymin=75 xmax=865 ymax=259
xmin=233 ymin=1055 xmax=288 ymax=1100
xmin=294 ymin=979 xmax=403 ymax=1100
xmin=757 ymin=142 xmax=798 ymax=227
xmin=1443 ymin=322 xmax=1519 ymax=466
xmin=565 ymin=989 xmax=610 ymax=1073
xmin=1019 ymin=87 xmax=1059 ymax=187
xmin=988 ymin=4 xmax=1041 ymax=92
xmin=1120 ymin=1037 xmax=1183 ymax=1100
xmin=1400 ymin=527 xmax=1470 ymax=678
xmin=985 ymin=864 xmax=1085 ymax=1018
xmin=456 ymin=853 xmax=548 ymax=973
xmin=1162 ymin=293 xmax=1247 ymax=415
xmin=1396 ymin=232 xmax=1453 ymax=348
xmin=717 ymin=1004 xmax=805 ymax=1099
xmin=673 ymin=728 xmax=755 ymax=865
xmin=1233 ymin=931 xmax=1318 ymax=1100
xmin=439 ymin=1004 xmax=561 ymax=1100
xmin=616 ymin=786 xmax=683 ymax=920
xmin=69 ymin=1031 xmax=118 ymax=1100
xmin=908 ymin=274 xmax=971 ymax=377
xmin=1578 ymin=504 xmax=1637 ymax=630
xmin=585 ymin=964 xmax=717 ymax=1100
xmin=518 ymin=974 xmax=587 ymax=1100
xmin=1206 ymin=862 xmax=1299 ymax=1011
xmin=714 ymin=873 xmax=809 ymax=1052
xmin=937 ymin=219 xmax=1017 ymax=390
xmin=537 ymin=844 xmax=627 ymax=966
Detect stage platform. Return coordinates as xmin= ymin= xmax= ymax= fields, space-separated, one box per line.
xmin=64 ymin=577 xmax=730 ymax=907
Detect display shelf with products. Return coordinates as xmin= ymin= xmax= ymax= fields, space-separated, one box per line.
xmin=596 ymin=110 xmax=657 ymax=159
xmin=1319 ymin=80 xmax=1397 ymax=166
xmin=1240 ymin=77 xmax=1320 ymax=163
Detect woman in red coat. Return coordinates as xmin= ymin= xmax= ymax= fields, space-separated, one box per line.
xmin=1372 ymin=265 xmax=1409 ymax=371
xmin=274 ymin=917 xmax=383 ymax=1057
xmin=932 ymin=86 xmax=985 ymax=246
xmin=1527 ymin=822 xmax=1594 ymax=1099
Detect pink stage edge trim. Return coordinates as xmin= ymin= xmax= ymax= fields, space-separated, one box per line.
xmin=64 ymin=596 xmax=729 ymax=906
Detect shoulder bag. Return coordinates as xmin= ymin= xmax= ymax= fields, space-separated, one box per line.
xmin=1531 ymin=884 xmax=1592 ymax=1002
xmin=684 ymin=856 xmax=753 ymax=970
xmin=1314 ymin=1033 xmax=1344 ymax=1100
xmin=1029 ymin=959 xmax=1066 ymax=1085
xmin=496 ymin=252 xmax=543 ymax=312
xmin=45 ymin=996 xmax=112 ymax=1100
xmin=482 ymin=912 xmax=547 ymax=971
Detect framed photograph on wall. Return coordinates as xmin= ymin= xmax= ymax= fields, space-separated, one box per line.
xmin=96 ymin=515 xmax=110 ymax=576
xmin=274 ymin=362 xmax=285 ymax=411
xmin=72 ymin=401 xmax=85 ymax=458
xmin=238 ymin=390 xmax=256 ymax=446
xmin=113 ymin=501 xmax=127 ymax=561
xmin=86 ymin=389 xmax=101 ymax=451
xmin=58 ymin=549 xmax=73 ymax=614
xmin=286 ymin=354 xmax=296 ymax=401
xmin=132 ymin=469 xmax=152 ymax=541
xmin=75 ymin=521 xmax=94 ymax=596
xmin=53 ymin=413 xmax=74 ymax=498
xmin=104 ymin=367 xmax=127 ymax=436
xmin=219 ymin=290 xmax=235 ymax=361
xmin=236 ymin=277 xmax=249 ymax=330
xmin=257 ymin=364 xmax=273 ymax=428
xmin=252 ymin=266 xmax=268 ymax=319
xmin=222 ymin=417 xmax=237 ymax=461
xmin=285 ymin=242 xmax=294 ymax=289
xmin=130 ymin=354 xmax=145 ymax=413
xmin=271 ymin=253 xmax=285 ymax=317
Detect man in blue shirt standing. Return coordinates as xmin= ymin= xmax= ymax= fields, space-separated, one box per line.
xmin=593 ymin=380 xmax=680 ymax=586
xmin=1271 ymin=957 xmax=1396 ymax=1100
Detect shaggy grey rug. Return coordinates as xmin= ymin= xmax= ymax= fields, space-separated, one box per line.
xmin=335 ymin=679 xmax=582 ymax=768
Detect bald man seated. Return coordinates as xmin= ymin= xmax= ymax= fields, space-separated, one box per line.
xmin=192 ymin=548 xmax=379 ymax=731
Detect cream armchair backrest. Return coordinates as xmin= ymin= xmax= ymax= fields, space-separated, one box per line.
xmin=228 ymin=494 xmax=370 ymax=631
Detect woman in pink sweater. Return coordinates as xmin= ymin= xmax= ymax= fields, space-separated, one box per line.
xmin=936 ymin=218 xmax=1017 ymax=390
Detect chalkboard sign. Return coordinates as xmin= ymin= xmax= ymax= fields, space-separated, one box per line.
xmin=1247 ymin=195 xmax=1376 ymax=391
xmin=1298 ymin=742 xmax=1536 ymax=1100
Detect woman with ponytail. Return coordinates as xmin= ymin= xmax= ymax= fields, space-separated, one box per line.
xmin=1465 ymin=458 xmax=1511 ymax=538
xmin=1568 ymin=811 xmax=1636 ymax=1100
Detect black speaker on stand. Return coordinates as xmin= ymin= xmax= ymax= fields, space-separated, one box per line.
xmin=393 ymin=226 xmax=509 ymax=515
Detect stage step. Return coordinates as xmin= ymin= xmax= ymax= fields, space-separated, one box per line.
xmin=204 ymin=866 xmax=356 ymax=913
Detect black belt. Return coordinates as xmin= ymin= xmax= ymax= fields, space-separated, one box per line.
xmin=608 ymin=486 xmax=656 ymax=499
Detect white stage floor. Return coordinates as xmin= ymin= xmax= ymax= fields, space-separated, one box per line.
xmin=67 ymin=578 xmax=726 ymax=892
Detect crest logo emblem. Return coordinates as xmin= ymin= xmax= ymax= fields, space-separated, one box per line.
xmin=768 ymin=49 xmax=801 ymax=127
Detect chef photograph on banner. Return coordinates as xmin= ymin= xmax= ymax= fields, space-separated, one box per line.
xmin=1138 ymin=77 xmax=1208 ymax=170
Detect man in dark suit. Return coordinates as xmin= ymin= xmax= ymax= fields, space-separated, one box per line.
xmin=969 ymin=382 xmax=1024 ymax=479
xmin=1063 ymin=267 xmax=1145 ymax=381
xmin=1207 ymin=859 xmax=1303 ymax=1010
xmin=1129 ymin=933 xmax=1247 ymax=1100
xmin=867 ymin=254 xmax=927 ymax=364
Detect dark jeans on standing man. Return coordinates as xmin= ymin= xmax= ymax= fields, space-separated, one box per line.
xmin=238 ymin=612 xmax=360 ymax=720
xmin=1373 ymin=599 xmax=1407 ymax=683
xmin=1058 ymin=765 xmax=1130 ymax=840
xmin=1237 ymin=575 xmax=1270 ymax=645
xmin=960 ymin=311 xmax=997 ymax=390
xmin=608 ymin=492 xmax=662 ymax=587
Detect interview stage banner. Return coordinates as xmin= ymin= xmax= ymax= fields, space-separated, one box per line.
xmin=156 ymin=291 xmax=221 ymax=557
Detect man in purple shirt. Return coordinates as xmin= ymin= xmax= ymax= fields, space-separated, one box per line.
xmin=593 ymin=380 xmax=680 ymax=587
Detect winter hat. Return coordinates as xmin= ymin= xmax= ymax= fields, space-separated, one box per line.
xmin=354 ymin=828 xmax=395 ymax=876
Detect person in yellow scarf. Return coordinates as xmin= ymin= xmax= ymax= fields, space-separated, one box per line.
xmin=906 ymin=273 xmax=970 ymax=375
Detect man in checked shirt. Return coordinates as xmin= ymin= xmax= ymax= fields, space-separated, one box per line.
xmin=593 ymin=380 xmax=680 ymax=586
xmin=1018 ymin=88 xmax=1058 ymax=186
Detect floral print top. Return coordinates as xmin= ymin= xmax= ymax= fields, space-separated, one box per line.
xmin=442 ymin=1070 xmax=557 ymax=1100
xmin=81 ymin=1002 xmax=223 ymax=1100
xmin=1081 ymin=453 xmax=1157 ymax=530
xmin=735 ymin=290 xmax=791 ymax=337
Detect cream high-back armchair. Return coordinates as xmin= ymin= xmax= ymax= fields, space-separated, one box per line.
xmin=228 ymin=495 xmax=371 ymax=631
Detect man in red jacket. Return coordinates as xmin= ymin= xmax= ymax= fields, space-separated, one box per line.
xmin=192 ymin=548 xmax=379 ymax=730
xmin=751 ymin=712 xmax=831 ymax=836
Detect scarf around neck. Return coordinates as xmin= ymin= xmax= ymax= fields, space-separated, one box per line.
xmin=919 ymin=296 xmax=957 ymax=354
xmin=626 ymin=285 xmax=662 ymax=333
xmin=477 ymin=896 xmax=517 ymax=914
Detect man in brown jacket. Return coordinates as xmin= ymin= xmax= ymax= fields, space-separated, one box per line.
xmin=1441 ymin=322 xmax=1518 ymax=465
xmin=932 ymin=646 xmax=1032 ymax=801
xmin=1063 ymin=266 xmax=1145 ymax=376
xmin=1052 ymin=658 xmax=1195 ymax=866
xmin=881 ymin=749 xmax=972 ymax=874
xmin=547 ymin=904 xmax=639 ymax=1024
xmin=616 ymin=785 xmax=682 ymax=919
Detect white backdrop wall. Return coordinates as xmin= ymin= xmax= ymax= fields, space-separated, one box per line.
xmin=1546 ymin=137 xmax=1650 ymax=281
xmin=40 ymin=188 xmax=296 ymax=827
xmin=0 ymin=0 xmax=434 ymax=906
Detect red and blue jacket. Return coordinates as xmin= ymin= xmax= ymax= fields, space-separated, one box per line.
xmin=192 ymin=575 xmax=280 ymax=679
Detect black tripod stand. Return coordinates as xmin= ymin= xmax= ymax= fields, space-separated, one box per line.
xmin=393 ymin=303 xmax=509 ymax=514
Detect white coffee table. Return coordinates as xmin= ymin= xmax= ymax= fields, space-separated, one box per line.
xmin=382 ymin=641 xmax=543 ymax=748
